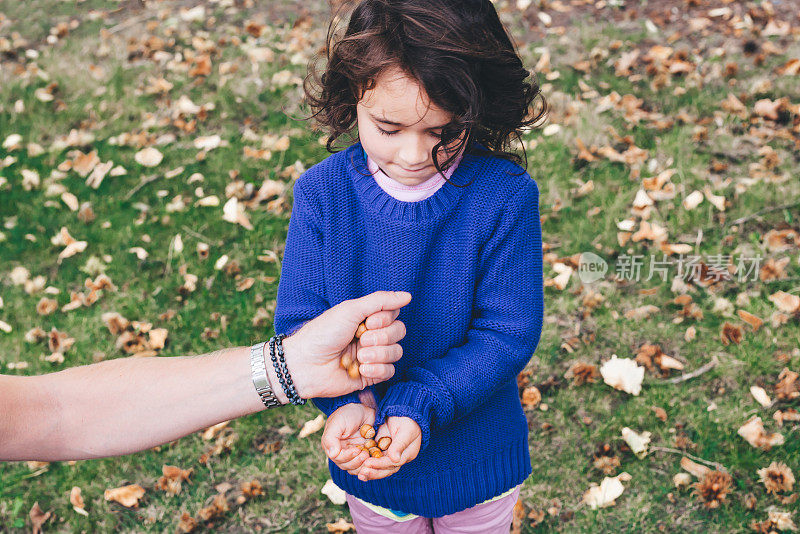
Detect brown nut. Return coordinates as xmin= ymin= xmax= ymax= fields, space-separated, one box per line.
xmin=355 ymin=321 xmax=368 ymax=339
xmin=340 ymin=352 xmax=353 ymax=370
xmin=359 ymin=424 xmax=375 ymax=440
xmin=368 ymin=447 xmax=383 ymax=458
xmin=364 ymin=439 xmax=377 ymax=449
xmin=377 ymin=436 xmax=392 ymax=451
xmin=347 ymin=360 xmax=360 ymax=379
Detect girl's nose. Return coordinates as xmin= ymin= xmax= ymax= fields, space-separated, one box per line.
xmin=397 ymin=136 xmax=430 ymax=168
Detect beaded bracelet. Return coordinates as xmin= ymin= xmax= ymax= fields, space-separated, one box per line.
xmin=269 ymin=334 xmax=306 ymax=405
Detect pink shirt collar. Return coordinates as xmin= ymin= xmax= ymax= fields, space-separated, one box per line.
xmin=365 ymin=150 xmax=463 ymax=203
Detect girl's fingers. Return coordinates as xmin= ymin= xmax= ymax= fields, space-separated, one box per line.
xmin=336 ymin=449 xmax=369 ymax=471
xmin=359 ymin=320 xmax=406 ymax=347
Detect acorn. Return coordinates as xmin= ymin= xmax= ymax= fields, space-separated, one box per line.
xmin=355 ymin=321 xmax=368 ymax=339
xmin=340 ymin=352 xmax=354 ymax=370
xmin=364 ymin=439 xmax=377 ymax=449
xmin=377 ymin=436 xmax=392 ymax=451
xmin=360 ymin=424 xmax=376 ymax=440
xmin=347 ymin=361 xmax=361 ymax=379
xmin=369 ymin=447 xmax=383 ymax=458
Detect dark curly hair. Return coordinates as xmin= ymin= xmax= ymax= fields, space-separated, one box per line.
xmin=303 ymin=0 xmax=547 ymax=179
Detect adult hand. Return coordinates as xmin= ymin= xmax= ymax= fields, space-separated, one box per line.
xmin=283 ymin=291 xmax=411 ymax=399
xmin=321 ymin=403 xmax=375 ymax=476
xmin=357 ymin=416 xmax=422 ymax=482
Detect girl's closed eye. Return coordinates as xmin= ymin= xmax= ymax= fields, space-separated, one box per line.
xmin=377 ymin=126 xmax=399 ymax=136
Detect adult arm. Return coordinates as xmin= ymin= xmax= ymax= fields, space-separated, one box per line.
xmin=0 ymin=291 xmax=410 ymax=462
xmin=376 ymin=180 xmax=544 ymax=449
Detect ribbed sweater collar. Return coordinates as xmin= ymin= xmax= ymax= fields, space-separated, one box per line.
xmin=346 ymin=142 xmax=474 ymax=222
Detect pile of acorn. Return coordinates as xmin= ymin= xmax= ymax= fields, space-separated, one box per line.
xmin=358 ymin=424 xmax=391 ymax=458
xmin=340 ymin=321 xmax=369 ymax=379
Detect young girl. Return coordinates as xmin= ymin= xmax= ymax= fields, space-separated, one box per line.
xmin=275 ymin=0 xmax=545 ymax=531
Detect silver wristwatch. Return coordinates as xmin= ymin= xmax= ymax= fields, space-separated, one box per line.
xmin=250 ymin=341 xmax=281 ymax=408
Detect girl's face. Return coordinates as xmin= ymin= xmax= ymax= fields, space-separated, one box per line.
xmin=356 ymin=66 xmax=464 ymax=186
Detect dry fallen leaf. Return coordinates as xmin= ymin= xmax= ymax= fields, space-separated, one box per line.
xmin=621 ymin=427 xmax=651 ymax=459
xmin=738 ymin=416 xmax=784 ymax=450
xmin=321 ymin=479 xmax=347 ymax=505
xmin=104 ymin=484 xmax=145 ymax=508
xmin=134 ymin=147 xmax=163 ymax=167
xmin=326 ymin=518 xmax=355 ymax=533
xmin=750 ymin=386 xmax=772 ymax=408
xmin=29 ymin=502 xmax=52 ymax=534
xmin=758 ymin=462 xmax=795 ymax=494
xmin=70 ymin=486 xmax=88 ymax=515
xmin=680 ymin=457 xmax=711 ymax=479
xmin=600 ymin=355 xmax=644 ymax=396
xmin=581 ymin=472 xmax=632 ymax=509
xmin=693 ymin=470 xmax=733 ymax=509
xmin=299 ymin=414 xmax=325 ymax=438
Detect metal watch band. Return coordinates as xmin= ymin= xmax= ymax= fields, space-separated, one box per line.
xmin=250 ymin=341 xmax=281 ymax=408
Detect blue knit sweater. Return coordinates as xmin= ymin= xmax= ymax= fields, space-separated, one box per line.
xmin=274 ymin=142 xmax=544 ymax=517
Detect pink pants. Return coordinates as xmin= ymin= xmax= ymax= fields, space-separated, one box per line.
xmin=345 ymin=486 xmax=520 ymax=533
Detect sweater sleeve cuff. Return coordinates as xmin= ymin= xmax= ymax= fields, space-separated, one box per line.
xmin=376 ymin=383 xmax=437 ymax=451
xmin=312 ymin=392 xmax=360 ymax=417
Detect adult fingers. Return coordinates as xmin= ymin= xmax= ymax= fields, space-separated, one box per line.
xmin=358 ymin=363 xmax=395 ymax=382
xmin=359 ymin=320 xmax=406 ymax=348
xmin=337 ymin=291 xmax=412 ymax=329
xmin=363 ymin=309 xmax=401 ymax=331
xmin=357 ymin=343 xmax=403 ymax=364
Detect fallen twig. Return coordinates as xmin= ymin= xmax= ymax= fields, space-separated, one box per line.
xmin=124 ymin=174 xmax=159 ymax=200
xmin=650 ymin=446 xmax=727 ymax=473
xmin=663 ymin=355 xmax=718 ymax=385
xmin=728 ymin=200 xmax=800 ymax=227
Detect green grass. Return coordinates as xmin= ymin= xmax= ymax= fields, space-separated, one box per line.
xmin=1 ymin=1 xmax=799 ymax=532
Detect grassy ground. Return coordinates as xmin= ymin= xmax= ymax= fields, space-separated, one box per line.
xmin=1 ymin=0 xmax=799 ymax=532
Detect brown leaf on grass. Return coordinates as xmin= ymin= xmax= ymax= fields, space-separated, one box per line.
xmin=134 ymin=147 xmax=163 ymax=167
xmin=764 ymin=229 xmax=800 ymax=252
xmin=776 ymin=58 xmax=800 ymax=76
xmin=48 ymin=328 xmax=75 ymax=354
xmin=775 ymin=368 xmax=799 ymax=401
xmin=521 ymin=386 xmax=542 ymax=408
xmin=202 ymin=421 xmax=230 ymax=440
xmin=768 ymin=291 xmax=800 ymax=314
xmin=71 ymin=150 xmax=100 ymax=177
xmin=148 ymin=328 xmax=168 ymax=350
xmin=758 ymin=462 xmax=795 ymax=494
xmin=241 ymin=480 xmax=263 ymax=498
xmin=738 ymin=416 xmax=784 ymax=450
xmin=774 ymin=408 xmax=800 ymax=427
xmin=29 ymin=502 xmax=52 ymax=534
xmin=720 ymin=322 xmax=743 ymax=345
xmin=36 ymin=297 xmax=58 ymax=315
xmin=624 ymin=305 xmax=659 ymax=320
xmin=177 ymin=512 xmax=198 ymax=533
xmin=593 ymin=444 xmax=621 ymax=475
xmin=680 ymin=457 xmax=711 ymax=479
xmin=737 ymin=310 xmax=763 ymax=331
xmin=760 ymin=257 xmax=790 ymax=282
xmin=104 ymin=484 xmax=145 ymax=508
xmin=510 ymin=498 xmax=524 ymax=534
xmin=157 ymin=465 xmax=193 ymax=495
xmin=574 ymin=138 xmax=597 ymax=161
xmin=693 ymin=470 xmax=733 ymax=509
xmin=753 ymin=98 xmax=786 ymax=120
xmin=327 ymin=518 xmax=355 ymax=533
xmin=101 ymin=312 xmax=130 ymax=335
xmin=565 ymin=362 xmax=600 ymax=385
xmin=197 ymin=493 xmax=229 ymax=522
xmin=70 ymin=486 xmax=86 ymax=514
